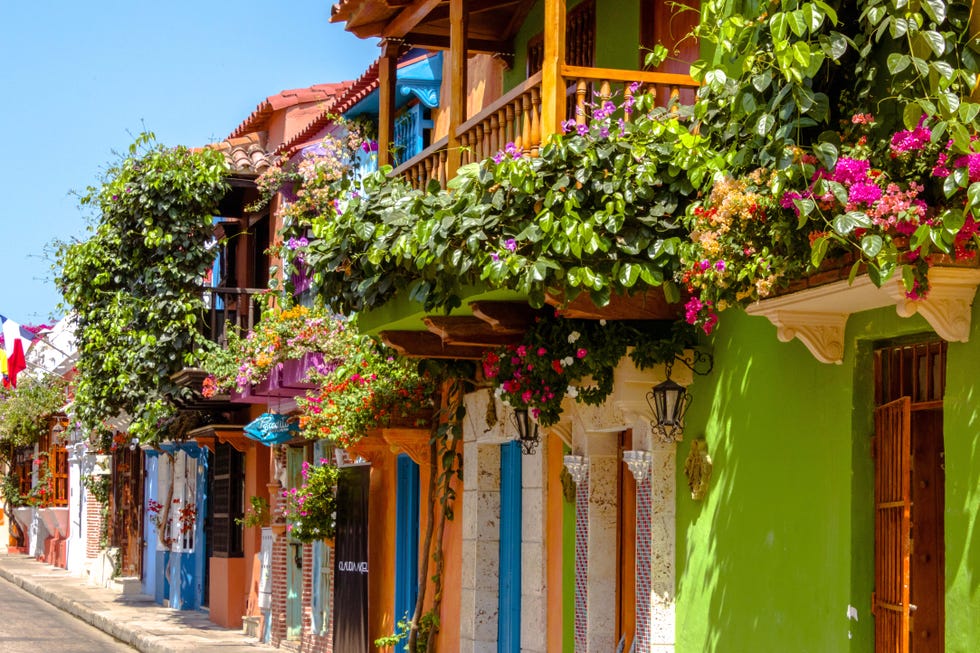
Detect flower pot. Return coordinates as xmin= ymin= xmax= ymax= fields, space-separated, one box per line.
xmin=270 ymin=523 xmax=287 ymax=537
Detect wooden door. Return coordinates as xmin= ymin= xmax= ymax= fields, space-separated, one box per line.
xmin=874 ymin=397 xmax=912 ymax=653
xmin=616 ymin=431 xmax=636 ymax=650
xmin=640 ymin=0 xmax=700 ymax=105
xmin=909 ymin=410 xmax=945 ymax=652
xmin=111 ymin=445 xmax=144 ymax=578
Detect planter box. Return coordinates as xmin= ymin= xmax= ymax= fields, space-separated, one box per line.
xmin=280 ymin=353 xmax=324 ymax=390
xmin=231 ymin=364 xmax=304 ymax=404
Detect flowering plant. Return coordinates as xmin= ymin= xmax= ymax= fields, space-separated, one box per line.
xmin=148 ymin=497 xmax=197 ymax=549
xmin=280 ymin=458 xmax=339 ymax=543
xmin=789 ymin=114 xmax=980 ymax=298
xmin=483 ymin=316 xmax=693 ymax=427
xmin=680 ymin=170 xmax=810 ymax=334
xmin=24 ymin=454 xmax=54 ymax=508
xmin=297 ymin=321 xmax=436 ymax=447
xmin=202 ymin=303 xmax=343 ymax=393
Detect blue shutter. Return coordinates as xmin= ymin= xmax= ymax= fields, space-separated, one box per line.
xmin=499 ymin=441 xmax=522 ymax=652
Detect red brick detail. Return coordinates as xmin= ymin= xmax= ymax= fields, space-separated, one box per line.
xmin=84 ymin=488 xmax=104 ymax=559
xmin=271 ymin=535 xmax=288 ymax=647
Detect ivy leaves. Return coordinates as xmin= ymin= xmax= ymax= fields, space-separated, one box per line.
xmin=57 ymin=134 xmax=228 ymax=443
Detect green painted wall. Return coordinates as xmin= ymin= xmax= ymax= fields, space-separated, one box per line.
xmin=673 ymin=299 xmax=969 ymax=652
xmin=503 ymin=0 xmax=641 ymax=92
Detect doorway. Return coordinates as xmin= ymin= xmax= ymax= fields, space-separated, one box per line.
xmin=873 ymin=339 xmax=945 ymax=653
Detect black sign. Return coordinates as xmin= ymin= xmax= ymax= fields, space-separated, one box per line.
xmin=333 ymin=465 xmax=370 ymax=653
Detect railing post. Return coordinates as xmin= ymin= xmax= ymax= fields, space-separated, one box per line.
xmin=541 ymin=0 xmax=567 ymax=140
xmin=447 ymin=0 xmax=468 ymax=179
xmin=378 ymin=39 xmax=401 ymax=169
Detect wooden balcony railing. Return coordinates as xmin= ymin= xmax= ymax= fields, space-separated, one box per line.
xmin=201 ymin=286 xmax=265 ymax=347
xmin=391 ymin=66 xmax=698 ymax=190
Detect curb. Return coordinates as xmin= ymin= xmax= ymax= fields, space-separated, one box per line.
xmin=0 ymin=565 xmax=169 ymax=653
xmin=0 ymin=562 xmax=275 ymax=653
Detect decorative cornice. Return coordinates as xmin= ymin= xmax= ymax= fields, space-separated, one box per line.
xmin=399 ymin=79 xmax=441 ymax=108
xmin=746 ymin=268 xmax=980 ymax=364
xmin=347 ymin=435 xmax=392 ymax=466
xmin=563 ymin=454 xmax=588 ymax=485
xmin=623 ymin=450 xmax=652 ymax=482
xmin=381 ymin=428 xmax=431 ymax=465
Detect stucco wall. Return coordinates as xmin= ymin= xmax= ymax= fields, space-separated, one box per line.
xmin=675 ymin=296 xmax=980 ymax=652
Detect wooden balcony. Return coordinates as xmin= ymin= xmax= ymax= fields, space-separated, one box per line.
xmin=201 ymin=286 xmax=266 ymax=347
xmin=391 ymin=66 xmax=698 ymax=190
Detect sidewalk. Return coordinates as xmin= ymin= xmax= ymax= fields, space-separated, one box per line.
xmin=0 ymin=553 xmax=279 ymax=653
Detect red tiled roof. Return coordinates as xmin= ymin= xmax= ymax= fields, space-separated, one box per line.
xmin=279 ymin=59 xmax=382 ymax=157
xmin=208 ymin=132 xmax=275 ymax=175
xmin=228 ymin=82 xmax=353 ymax=140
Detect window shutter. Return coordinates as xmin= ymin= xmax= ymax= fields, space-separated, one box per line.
xmin=874 ymin=396 xmax=912 ymax=653
xmin=211 ymin=443 xmax=244 ymax=557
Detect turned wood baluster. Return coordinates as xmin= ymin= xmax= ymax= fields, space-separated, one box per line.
xmin=530 ymin=86 xmax=541 ymax=157
xmin=624 ymin=83 xmax=635 ymax=122
xmin=438 ymin=150 xmax=448 ymax=188
xmin=520 ymin=92 xmax=532 ymax=156
xmin=504 ymin=103 xmax=516 ymax=150
xmin=670 ymin=85 xmax=680 ymax=112
xmin=489 ymin=113 xmax=500 ymax=156
xmin=600 ymin=80 xmax=612 ymax=105
xmin=424 ymin=156 xmax=434 ymax=190
xmin=461 ymin=132 xmax=471 ymax=166
xmin=575 ymin=79 xmax=588 ymax=125
xmin=497 ymin=109 xmax=507 ymax=152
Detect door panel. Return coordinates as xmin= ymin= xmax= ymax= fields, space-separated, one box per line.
xmin=874 ymin=397 xmax=911 ymax=653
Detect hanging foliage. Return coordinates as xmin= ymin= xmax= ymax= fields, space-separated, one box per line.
xmin=56 ymin=133 xmax=228 ymax=444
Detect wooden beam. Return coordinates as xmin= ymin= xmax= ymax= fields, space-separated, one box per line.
xmin=402 ymin=32 xmax=513 ymax=56
xmin=383 ymin=0 xmax=442 ymax=38
xmin=469 ymin=301 xmax=542 ymax=332
xmin=446 ymin=0 xmax=467 ymax=178
xmin=423 ymin=316 xmax=523 ymax=346
xmin=380 ymin=330 xmax=486 ymax=359
xmin=541 ymin=0 xmax=567 ymax=138
xmin=378 ymin=41 xmax=399 ymax=168
xmin=545 ymin=289 xmax=685 ymax=321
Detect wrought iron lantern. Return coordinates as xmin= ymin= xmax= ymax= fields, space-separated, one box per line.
xmin=512 ymin=407 xmax=540 ymax=455
xmin=646 ymin=350 xmax=713 ymax=441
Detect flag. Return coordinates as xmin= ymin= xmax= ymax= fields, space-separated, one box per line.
xmin=0 ymin=315 xmax=36 ymax=388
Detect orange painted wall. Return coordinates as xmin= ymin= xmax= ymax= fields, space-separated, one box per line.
xmin=431 ymin=54 xmax=505 ymax=140
xmin=210 ymin=556 xmax=247 ymax=628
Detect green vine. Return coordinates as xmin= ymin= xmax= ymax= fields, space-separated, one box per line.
xmin=56 ymin=132 xmax=229 ymax=444
xmin=0 ymin=375 xmax=68 ymax=447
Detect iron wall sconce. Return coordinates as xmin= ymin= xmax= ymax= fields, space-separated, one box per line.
xmin=646 ymin=350 xmax=713 ymax=442
xmin=512 ymin=407 xmax=540 ymax=455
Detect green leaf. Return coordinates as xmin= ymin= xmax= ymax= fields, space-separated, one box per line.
xmin=618 ymin=263 xmax=641 ymax=287
xmin=861 ymin=234 xmax=883 ymax=258
xmin=903 ymin=103 xmax=923 ymax=130
xmin=813 ymin=141 xmax=839 ymax=171
xmin=887 ymin=53 xmax=911 ymax=75
xmin=756 ymin=114 xmax=775 ymax=136
xmin=833 ymin=211 xmax=872 ymax=235
xmin=752 ymin=71 xmax=773 ymax=93
xmin=921 ymin=0 xmax=946 ymax=22
xmin=787 ymin=10 xmax=807 ymax=37
xmin=811 ymin=236 xmax=830 ymax=267
xmin=919 ymin=30 xmax=945 ymax=57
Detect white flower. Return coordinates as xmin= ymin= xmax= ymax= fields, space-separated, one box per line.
xmin=562 ymin=356 xmax=574 ymax=367
xmin=566 ymin=385 xmax=579 ymax=398
xmin=493 ymin=387 xmax=503 ymax=398
xmin=567 ymin=331 xmax=581 ymax=343
xmin=599 ymin=319 xmax=607 ymax=326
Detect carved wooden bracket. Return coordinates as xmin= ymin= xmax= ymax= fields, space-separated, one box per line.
xmin=746 ymin=268 xmax=980 ymax=364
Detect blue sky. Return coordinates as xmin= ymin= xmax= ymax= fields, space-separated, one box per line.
xmin=0 ymin=1 xmax=378 ymax=325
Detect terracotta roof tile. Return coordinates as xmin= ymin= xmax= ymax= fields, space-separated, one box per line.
xmin=279 ymin=59 xmax=382 ymax=156
xmin=209 ymin=132 xmax=275 ymax=175
xmin=228 ymin=82 xmax=353 ymax=140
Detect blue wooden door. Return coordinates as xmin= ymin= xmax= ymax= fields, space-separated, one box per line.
xmin=394 ymin=454 xmax=420 ymax=624
xmin=499 ymin=441 xmax=522 ymax=652
xmin=286 ymin=447 xmax=304 ymax=639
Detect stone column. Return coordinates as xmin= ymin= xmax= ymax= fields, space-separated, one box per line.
xmin=624 ymin=450 xmax=653 ymax=651
xmin=459 ymin=391 xmax=504 ymax=652
xmin=521 ymin=437 xmax=549 ymax=653
xmin=563 ymin=454 xmax=589 ymax=653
